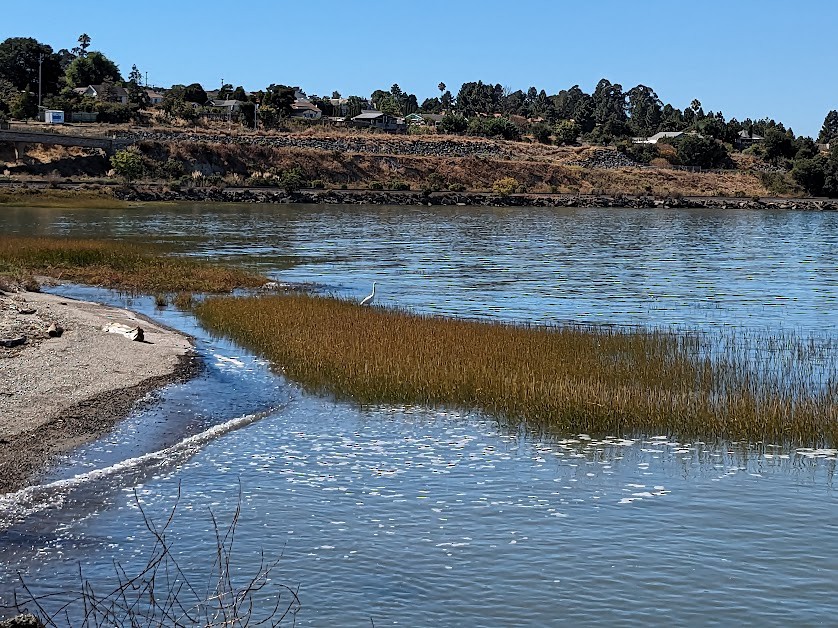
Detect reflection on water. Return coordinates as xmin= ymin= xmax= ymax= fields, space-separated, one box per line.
xmin=1 ymin=205 xmax=838 ymax=625
xmin=3 ymin=203 xmax=838 ymax=330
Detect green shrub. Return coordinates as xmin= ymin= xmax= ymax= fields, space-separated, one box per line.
xmin=492 ymin=177 xmax=518 ymax=196
xmin=467 ymin=117 xmax=520 ymax=141
xmin=422 ymin=172 xmax=446 ymax=193
xmin=369 ymin=181 xmax=383 ymax=190
xmin=110 ymin=148 xmax=144 ymax=182
xmin=389 ymin=180 xmax=410 ymax=191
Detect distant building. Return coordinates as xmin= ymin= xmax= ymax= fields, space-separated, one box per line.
xmin=735 ymin=129 xmax=765 ymax=150
xmin=145 ymin=89 xmax=165 ymax=105
xmin=351 ymin=110 xmax=405 ymax=132
xmin=404 ymin=112 xmax=444 ymax=128
xmin=290 ymin=99 xmax=323 ymax=120
xmin=633 ymin=131 xmax=685 ymax=144
xmin=207 ymin=99 xmax=244 ymax=113
xmin=75 ymin=84 xmax=130 ymax=105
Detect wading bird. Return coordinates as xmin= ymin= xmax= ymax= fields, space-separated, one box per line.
xmin=359 ymin=282 xmax=377 ymax=306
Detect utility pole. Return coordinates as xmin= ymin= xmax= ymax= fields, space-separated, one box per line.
xmin=145 ymin=71 xmax=148 ymax=87
xmin=37 ymin=53 xmax=44 ymax=110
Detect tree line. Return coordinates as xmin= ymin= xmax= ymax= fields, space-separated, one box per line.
xmin=1 ymin=34 xmax=837 ymax=196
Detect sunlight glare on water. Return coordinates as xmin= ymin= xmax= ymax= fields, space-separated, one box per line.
xmin=1 ymin=205 xmax=838 ymax=625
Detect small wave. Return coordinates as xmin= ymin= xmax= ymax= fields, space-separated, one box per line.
xmin=0 ymin=410 xmax=272 ymax=529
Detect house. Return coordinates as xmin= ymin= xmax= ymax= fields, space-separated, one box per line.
xmin=633 ymin=131 xmax=685 ymax=144
xmin=351 ymin=110 xmax=406 ymax=132
xmin=145 ymin=89 xmax=165 ymax=105
xmin=207 ymin=99 xmax=244 ymax=114
xmin=290 ymin=99 xmax=322 ymax=120
xmin=404 ymin=113 xmax=424 ymax=125
xmin=422 ymin=113 xmax=444 ymax=127
xmin=75 ymin=84 xmax=130 ymax=105
xmin=735 ymin=129 xmax=765 ymax=150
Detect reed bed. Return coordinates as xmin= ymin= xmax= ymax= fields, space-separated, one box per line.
xmin=195 ymin=294 xmax=838 ymax=447
xmin=0 ymin=236 xmax=265 ymax=293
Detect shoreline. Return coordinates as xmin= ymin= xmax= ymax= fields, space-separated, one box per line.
xmin=2 ymin=184 xmax=836 ymax=211
xmin=0 ymin=290 xmax=198 ymax=495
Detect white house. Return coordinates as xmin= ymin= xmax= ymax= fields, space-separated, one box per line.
xmin=145 ymin=89 xmax=164 ymax=105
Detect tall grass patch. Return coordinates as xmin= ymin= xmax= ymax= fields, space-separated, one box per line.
xmin=195 ymin=295 xmax=838 ymax=446
xmin=0 ymin=236 xmax=265 ymax=293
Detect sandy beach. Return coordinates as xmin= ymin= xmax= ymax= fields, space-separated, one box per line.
xmin=0 ymin=290 xmax=196 ymax=494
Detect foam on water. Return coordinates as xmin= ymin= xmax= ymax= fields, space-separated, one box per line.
xmin=0 ymin=409 xmax=273 ymax=529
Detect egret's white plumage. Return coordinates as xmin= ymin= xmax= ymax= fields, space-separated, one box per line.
xmin=359 ymin=282 xmax=376 ymax=306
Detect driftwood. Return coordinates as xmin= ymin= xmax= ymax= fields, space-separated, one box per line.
xmin=0 ymin=336 xmax=26 ymax=348
xmin=46 ymin=322 xmax=63 ymax=338
xmin=102 ymin=323 xmax=144 ymax=342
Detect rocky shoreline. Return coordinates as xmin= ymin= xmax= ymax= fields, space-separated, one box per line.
xmin=110 ymin=186 xmax=838 ymax=211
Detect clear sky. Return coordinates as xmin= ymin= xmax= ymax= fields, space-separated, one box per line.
xmin=3 ymin=0 xmax=836 ymax=137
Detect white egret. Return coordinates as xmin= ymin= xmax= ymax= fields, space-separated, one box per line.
xmin=359 ymin=282 xmax=377 ymax=306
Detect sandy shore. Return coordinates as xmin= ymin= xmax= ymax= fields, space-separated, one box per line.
xmin=0 ymin=290 xmax=197 ymax=494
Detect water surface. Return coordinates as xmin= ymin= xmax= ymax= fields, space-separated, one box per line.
xmin=1 ymin=204 xmax=837 ymax=625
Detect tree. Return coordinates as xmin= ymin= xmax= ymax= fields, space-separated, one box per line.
xmin=794 ymin=136 xmax=819 ymax=161
xmin=72 ymin=33 xmax=91 ymax=58
xmin=822 ymin=146 xmax=838 ymax=197
xmin=183 ymin=83 xmax=207 ymax=104
xmin=10 ymin=86 xmax=37 ymax=119
xmin=792 ymin=157 xmax=826 ymax=196
xmin=626 ymin=85 xmax=662 ymax=136
xmin=331 ymin=90 xmax=341 ymax=99
xmin=668 ymin=134 xmax=730 ymax=168
xmin=456 ymin=81 xmax=495 ymax=115
xmin=438 ymin=82 xmax=446 ymax=95
xmin=127 ymin=64 xmax=149 ymax=107
xmin=262 ymin=84 xmax=295 ymax=116
xmin=819 ymin=110 xmax=838 ymax=145
xmin=554 ymin=120 xmax=581 ymax=145
xmin=420 ymin=97 xmax=442 ymax=113
xmin=438 ymin=113 xmax=468 ymax=134
xmin=592 ymin=78 xmax=626 ymax=125
xmin=467 ymin=116 xmax=520 ymax=141
xmin=65 ymin=51 xmax=121 ymax=87
xmin=0 ymin=78 xmax=17 ymax=113
xmin=110 ymin=148 xmax=144 ymax=182
xmin=531 ymin=122 xmax=551 ymax=144
xmin=0 ymin=37 xmax=62 ymax=94
xmin=762 ymin=128 xmax=796 ymax=162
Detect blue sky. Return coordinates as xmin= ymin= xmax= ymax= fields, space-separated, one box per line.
xmin=3 ymin=0 xmax=836 ymax=137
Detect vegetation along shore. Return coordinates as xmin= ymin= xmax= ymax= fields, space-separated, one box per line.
xmin=195 ymin=294 xmax=838 ymax=448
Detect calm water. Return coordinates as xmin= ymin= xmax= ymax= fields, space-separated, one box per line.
xmin=1 ymin=204 xmax=837 ymax=625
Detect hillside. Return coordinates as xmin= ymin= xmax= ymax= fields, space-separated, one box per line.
xmin=0 ymin=123 xmax=810 ymax=199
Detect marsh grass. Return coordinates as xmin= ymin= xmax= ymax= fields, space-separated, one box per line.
xmin=195 ymin=294 xmax=838 ymax=446
xmin=0 ymin=236 xmax=266 ymax=293
xmin=0 ymin=189 xmax=129 ymax=209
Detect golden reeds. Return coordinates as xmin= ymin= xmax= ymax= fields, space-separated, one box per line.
xmin=195 ymin=294 xmax=838 ymax=446
xmin=0 ymin=236 xmax=265 ymax=293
